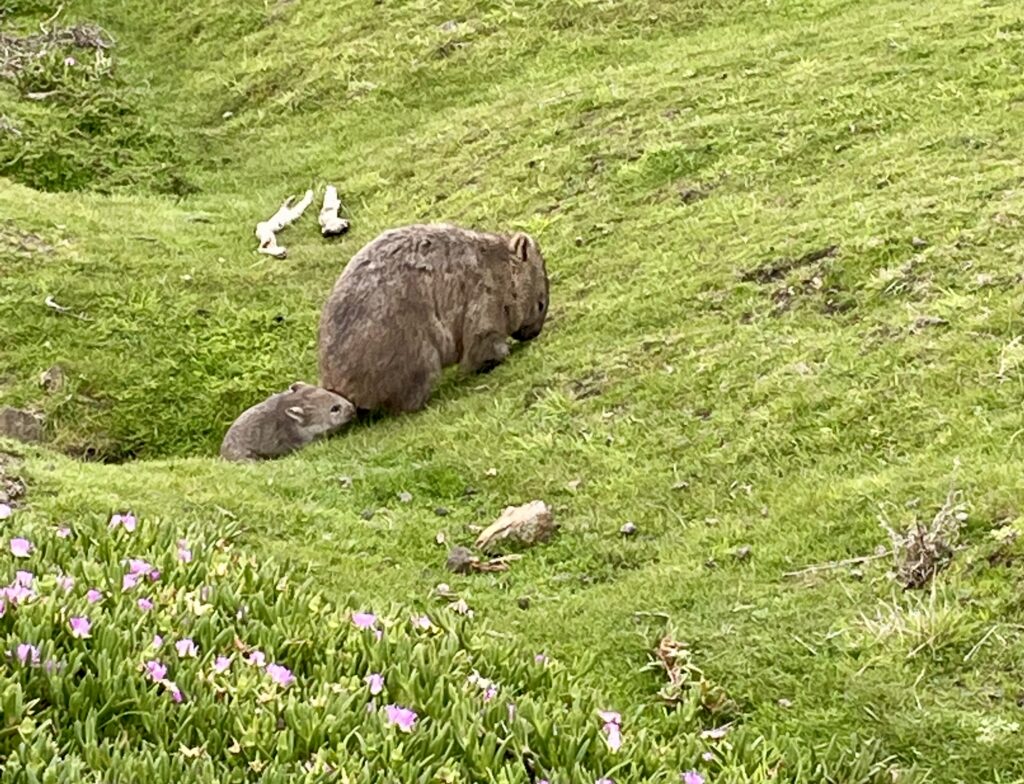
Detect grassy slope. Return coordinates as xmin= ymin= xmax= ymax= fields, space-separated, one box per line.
xmin=4 ymin=0 xmax=1024 ymax=779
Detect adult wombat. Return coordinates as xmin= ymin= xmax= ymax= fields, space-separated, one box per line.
xmin=220 ymin=382 xmax=356 ymax=461
xmin=318 ymin=223 xmax=549 ymax=413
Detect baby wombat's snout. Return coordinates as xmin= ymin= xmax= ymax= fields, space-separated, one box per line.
xmin=219 ymin=382 xmax=356 ymax=462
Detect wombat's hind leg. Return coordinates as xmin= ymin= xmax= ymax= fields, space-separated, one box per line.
xmin=384 ymin=361 xmax=441 ymax=414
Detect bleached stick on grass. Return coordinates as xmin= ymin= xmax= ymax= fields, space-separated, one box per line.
xmin=255 ymin=189 xmax=314 ymax=258
xmin=318 ymin=185 xmax=350 ymax=238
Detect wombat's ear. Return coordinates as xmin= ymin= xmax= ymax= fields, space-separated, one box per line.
xmin=285 ymin=406 xmax=306 ymax=423
xmin=289 ymin=382 xmax=310 ymax=392
xmin=509 ymin=232 xmax=535 ymax=263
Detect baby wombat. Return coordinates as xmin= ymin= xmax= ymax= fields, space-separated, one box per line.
xmin=318 ymin=223 xmax=549 ymax=413
xmin=219 ymin=382 xmax=356 ymax=461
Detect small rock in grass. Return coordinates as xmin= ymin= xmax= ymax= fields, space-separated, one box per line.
xmin=704 ymin=558 xmax=718 ymax=569
xmin=911 ymin=236 xmax=928 ymax=248
xmin=434 ymin=506 xmax=449 ymax=517
xmin=39 ymin=365 xmax=65 ymax=392
xmin=360 ymin=508 xmax=375 ymax=520
xmin=619 ymin=521 xmax=638 ymax=537
xmin=397 ymin=491 xmax=412 ymax=503
xmin=0 ymin=407 xmax=45 ymax=443
xmin=517 ymin=596 xmax=531 ymax=610
xmin=778 ymin=698 xmax=793 ymax=708
xmin=733 ymin=545 xmax=752 ymax=561
xmin=475 ymin=500 xmax=556 ymax=553
xmin=435 ymin=531 xmax=446 ymax=545
xmin=463 ymin=486 xmax=478 ymax=497
xmin=484 ymin=467 xmax=498 ymax=477
xmin=446 ymin=546 xmax=475 ymax=574
xmin=337 ymin=475 xmax=353 ymax=489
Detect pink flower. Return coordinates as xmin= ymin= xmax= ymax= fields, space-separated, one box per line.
xmin=145 ymin=660 xmax=167 ymax=681
xmin=604 ymin=723 xmax=622 ymax=752
xmin=149 ymin=569 xmax=161 ymax=582
xmin=599 ymin=711 xmax=622 ymax=752
xmin=682 ymin=773 xmax=705 ymax=784
xmin=4 ymin=584 xmax=34 ymax=604
xmin=266 ymin=663 xmax=295 ymax=687
xmin=352 ymin=611 xmax=376 ymax=629
xmin=247 ymin=650 xmax=266 ymax=667
xmin=109 ymin=513 xmax=137 ymax=532
xmin=138 ymin=597 xmax=154 ymax=611
xmin=0 ymin=503 xmax=11 ymax=519
xmin=213 ymin=656 xmax=232 ymax=674
xmin=384 ymin=704 xmax=417 ymax=732
xmin=10 ymin=537 xmax=32 ymax=558
xmin=57 ymin=575 xmax=75 ymax=593
xmin=597 ymin=779 xmax=615 ymax=784
xmin=374 ymin=628 xmax=383 ymax=642
xmin=122 ymin=573 xmax=139 ymax=592
xmin=163 ymin=679 xmax=183 ymax=702
xmin=56 ymin=526 xmax=71 ymax=539
xmin=175 ymin=638 xmax=198 ymax=658
xmin=366 ymin=672 xmax=384 ymax=695
xmin=69 ymin=616 xmax=91 ymax=638
xmin=14 ymin=643 xmax=40 ymax=665
xmin=15 ymin=571 xmax=33 ymax=587
xmin=151 ymin=634 xmax=163 ymax=648
xmin=534 ymin=653 xmax=547 ymax=664
xmin=127 ymin=558 xmax=152 ymax=575
xmin=411 ymin=615 xmax=432 ymax=630
xmin=484 ymin=685 xmax=498 ymax=702
xmin=63 ymin=56 xmax=76 ymax=66
xmin=86 ymin=588 xmax=103 ymax=603
xmin=177 ymin=540 xmax=193 ymax=563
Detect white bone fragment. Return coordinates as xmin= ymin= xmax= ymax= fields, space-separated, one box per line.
xmin=255 ymin=189 xmax=314 ymax=258
xmin=318 ymin=185 xmax=350 ymax=238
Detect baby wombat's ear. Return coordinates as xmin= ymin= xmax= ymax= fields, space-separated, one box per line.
xmin=289 ymin=381 xmax=312 ymax=392
xmin=509 ymin=232 xmax=537 ymax=263
xmin=285 ymin=405 xmax=307 ymax=423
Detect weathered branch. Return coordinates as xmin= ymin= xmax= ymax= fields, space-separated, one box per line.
xmin=255 ymin=190 xmax=313 ymax=259
xmin=318 ymin=185 xmax=350 ymax=238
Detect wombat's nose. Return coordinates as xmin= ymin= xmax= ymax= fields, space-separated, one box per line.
xmin=512 ymin=323 xmax=542 ymax=342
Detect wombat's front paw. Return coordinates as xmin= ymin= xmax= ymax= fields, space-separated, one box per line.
xmin=477 ymin=358 xmax=503 ymax=374
xmin=477 ymin=341 xmax=510 ymax=373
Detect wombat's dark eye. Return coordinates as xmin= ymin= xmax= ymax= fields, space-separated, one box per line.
xmin=330 ymin=405 xmax=343 ymax=414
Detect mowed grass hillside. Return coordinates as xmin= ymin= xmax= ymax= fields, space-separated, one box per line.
xmin=3 ymin=0 xmax=1024 ymax=780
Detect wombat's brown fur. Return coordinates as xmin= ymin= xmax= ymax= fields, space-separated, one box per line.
xmin=219 ymin=382 xmax=356 ymax=461
xmin=318 ymin=223 xmax=549 ymax=414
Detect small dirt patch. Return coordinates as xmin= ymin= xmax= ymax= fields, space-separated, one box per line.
xmin=739 ymin=244 xmax=839 ymax=284
xmin=0 ymin=24 xmax=112 ymax=81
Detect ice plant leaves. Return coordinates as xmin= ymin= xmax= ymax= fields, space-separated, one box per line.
xmin=0 ymin=507 xmax=784 ymax=783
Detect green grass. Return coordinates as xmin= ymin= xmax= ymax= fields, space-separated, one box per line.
xmin=3 ymin=0 xmax=1024 ymax=779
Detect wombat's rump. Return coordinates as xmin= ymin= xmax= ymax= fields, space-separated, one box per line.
xmin=318 ymin=223 xmax=549 ymax=414
xmin=220 ymin=382 xmax=356 ymax=461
